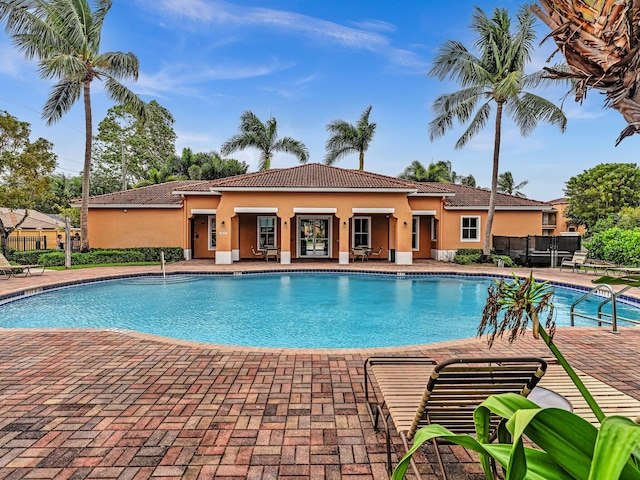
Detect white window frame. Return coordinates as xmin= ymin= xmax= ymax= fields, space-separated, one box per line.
xmin=431 ymin=217 xmax=437 ymax=241
xmin=460 ymin=216 xmax=481 ymax=242
xmin=352 ymin=216 xmax=371 ymax=248
xmin=412 ymin=217 xmax=420 ymax=251
xmin=208 ymin=215 xmax=216 ymax=250
xmin=258 ymin=216 xmax=277 ymax=248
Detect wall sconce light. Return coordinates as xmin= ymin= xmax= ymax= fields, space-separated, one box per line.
xmin=284 ymin=221 xmax=288 ymax=227
xmin=403 ymin=221 xmax=408 ymax=227
xmin=123 ymin=209 xmax=127 ymax=213
xmin=343 ymin=221 xmax=347 ymax=227
xmin=221 ymin=220 xmax=225 ymax=226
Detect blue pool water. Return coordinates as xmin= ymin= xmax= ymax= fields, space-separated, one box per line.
xmin=1 ymin=274 xmax=638 ymax=348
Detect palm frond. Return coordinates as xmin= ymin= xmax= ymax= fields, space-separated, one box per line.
xmin=38 ymin=52 xmax=85 ymax=80
xmin=102 ymin=77 xmax=147 ymax=122
xmin=42 ymin=79 xmax=82 ymax=125
xmin=429 ymin=90 xmax=485 ymax=141
xmin=507 ymin=92 xmax=567 ymax=136
xmin=97 ymin=51 xmax=139 ymax=81
xmin=454 ymin=101 xmax=492 ymax=149
xmin=274 ymin=137 xmax=309 ymax=164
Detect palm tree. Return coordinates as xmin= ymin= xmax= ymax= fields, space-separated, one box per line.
xmin=324 ymin=105 xmax=377 ymax=171
xmin=220 ymin=111 xmax=309 ymax=171
xmin=497 ymin=171 xmax=528 ymax=197
xmin=532 ymin=1 xmax=640 ymax=145
xmin=0 ymin=0 xmax=146 ymax=252
xmin=428 ymin=5 xmax=566 ymax=257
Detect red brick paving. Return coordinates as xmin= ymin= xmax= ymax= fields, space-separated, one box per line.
xmin=0 ymin=261 xmax=639 ymax=479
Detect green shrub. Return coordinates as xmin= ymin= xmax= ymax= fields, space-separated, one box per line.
xmin=35 ymin=247 xmax=183 ymax=267
xmin=584 ymin=227 xmax=640 ymax=266
xmin=491 ymin=254 xmax=514 ymax=267
xmin=12 ymin=250 xmax=44 ymax=265
xmin=453 ymin=248 xmax=482 ymax=265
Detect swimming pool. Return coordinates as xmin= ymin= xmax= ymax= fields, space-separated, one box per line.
xmin=1 ymin=273 xmax=639 ymax=348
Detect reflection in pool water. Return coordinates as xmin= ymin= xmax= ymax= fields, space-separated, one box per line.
xmin=1 ymin=274 xmax=638 ymax=348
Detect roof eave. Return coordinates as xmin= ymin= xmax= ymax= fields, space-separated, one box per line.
xmin=445 ymin=205 xmax=552 ymax=211
xmin=210 ymin=187 xmax=418 ymax=193
xmin=74 ymin=204 xmax=183 ymax=209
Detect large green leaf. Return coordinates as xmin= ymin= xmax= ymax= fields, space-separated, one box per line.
xmin=592 ymin=275 xmax=640 ymax=287
xmin=590 ymin=416 xmax=640 ymax=480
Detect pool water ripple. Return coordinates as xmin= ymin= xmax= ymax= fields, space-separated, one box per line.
xmin=1 ymin=274 xmax=638 ymax=348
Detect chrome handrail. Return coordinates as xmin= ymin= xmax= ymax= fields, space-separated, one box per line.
xmin=570 ymin=284 xmax=619 ymax=333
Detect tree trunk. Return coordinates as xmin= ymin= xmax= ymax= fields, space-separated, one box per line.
xmin=359 ymin=150 xmax=364 ymax=171
xmin=81 ymin=80 xmax=92 ymax=252
xmin=483 ymin=101 xmax=503 ymax=258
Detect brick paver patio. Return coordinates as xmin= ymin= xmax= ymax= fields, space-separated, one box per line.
xmin=0 ymin=260 xmax=639 ymax=479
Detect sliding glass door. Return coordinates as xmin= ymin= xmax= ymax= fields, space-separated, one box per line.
xmin=299 ymin=217 xmax=331 ymax=258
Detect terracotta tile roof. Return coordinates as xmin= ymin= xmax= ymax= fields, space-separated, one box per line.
xmin=76 ymin=181 xmax=210 ymax=206
xmin=440 ymin=183 xmax=551 ymax=208
xmin=204 ymin=163 xmax=420 ymax=190
xmin=0 ymin=208 xmax=65 ymax=229
xmin=548 ymin=197 xmax=567 ymax=204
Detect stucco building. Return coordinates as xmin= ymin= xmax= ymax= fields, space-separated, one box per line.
xmin=80 ymin=163 xmax=554 ymax=265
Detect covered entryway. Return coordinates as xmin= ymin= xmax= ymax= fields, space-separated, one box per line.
xmin=298 ymin=216 xmax=331 ymax=258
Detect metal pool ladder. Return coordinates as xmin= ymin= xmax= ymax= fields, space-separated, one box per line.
xmin=570 ymin=284 xmax=639 ymax=333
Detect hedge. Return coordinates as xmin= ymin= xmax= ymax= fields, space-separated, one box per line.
xmin=584 ymin=227 xmax=640 ymax=266
xmin=11 ymin=247 xmax=184 ymax=267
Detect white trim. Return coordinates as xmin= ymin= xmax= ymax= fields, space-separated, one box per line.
xmin=173 ymin=191 xmax=220 ymax=196
xmin=460 ymin=215 xmax=481 ymax=242
xmin=411 ymin=210 xmax=437 ymax=216
xmin=433 ymin=249 xmax=456 ymax=262
xmin=395 ymin=251 xmax=413 ymax=265
xmin=412 ymin=216 xmax=420 ymax=251
xmin=234 ymin=207 xmax=278 ymax=214
xmin=184 ymin=249 xmax=192 ymax=260
xmin=85 ymin=204 xmax=181 ymax=209
xmin=298 ymin=216 xmax=332 ymax=259
xmin=352 ymin=207 xmax=395 ymax=214
xmin=431 ymin=217 xmax=437 ymax=241
xmin=445 ymin=205 xmax=553 ymax=211
xmin=409 ymin=192 xmax=455 ymax=197
xmin=191 ymin=208 xmax=217 ymax=215
xmin=214 ymin=187 xmax=416 ymax=193
xmin=215 ymin=251 xmax=233 ymax=265
xmin=280 ymin=251 xmax=291 ymax=264
xmin=208 ymin=215 xmax=217 ymax=250
xmin=339 ymin=251 xmax=350 ymax=265
xmin=232 ymin=249 xmax=240 ymax=261
xmin=258 ymin=216 xmax=277 ymax=248
xmin=352 ymin=216 xmax=371 ymax=248
xmin=293 ymin=207 xmax=337 ymax=214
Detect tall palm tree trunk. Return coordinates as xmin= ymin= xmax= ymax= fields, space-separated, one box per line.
xmin=359 ymin=151 xmax=364 ymax=171
xmin=81 ymin=80 xmax=92 ymax=252
xmin=483 ymin=101 xmax=503 ymax=258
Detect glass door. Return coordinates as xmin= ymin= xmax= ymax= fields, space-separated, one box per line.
xmin=299 ymin=217 xmax=330 ymax=258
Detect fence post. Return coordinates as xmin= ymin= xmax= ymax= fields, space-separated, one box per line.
xmin=65 ymin=217 xmax=71 ymax=269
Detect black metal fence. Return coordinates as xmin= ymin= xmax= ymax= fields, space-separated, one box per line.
xmin=493 ymin=235 xmax=582 ymax=267
xmin=6 ymin=235 xmax=48 ymax=251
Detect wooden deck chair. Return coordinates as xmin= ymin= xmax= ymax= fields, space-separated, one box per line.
xmin=351 ymin=246 xmax=368 ymax=262
xmin=368 ymin=245 xmax=383 ymax=258
xmin=264 ymin=247 xmax=279 ymax=262
xmin=250 ymin=246 xmax=264 ymax=259
xmin=364 ymin=356 xmax=547 ymax=479
xmin=0 ymin=252 xmax=45 ymax=277
xmin=559 ymin=251 xmax=587 ymax=273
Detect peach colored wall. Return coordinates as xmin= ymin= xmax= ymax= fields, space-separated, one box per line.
xmin=88 ymin=208 xmax=183 ymax=248
xmin=550 ymin=203 xmax=586 ymax=236
xmin=192 ymin=215 xmax=215 ymax=259
xmin=440 ymin=209 xmax=544 ymax=251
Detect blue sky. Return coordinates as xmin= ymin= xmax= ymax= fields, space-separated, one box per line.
xmin=0 ymin=0 xmax=635 ymax=201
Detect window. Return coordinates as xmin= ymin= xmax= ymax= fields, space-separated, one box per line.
xmin=412 ymin=217 xmax=419 ymax=251
xmin=352 ymin=217 xmax=370 ymax=247
xmin=461 ymin=216 xmax=480 ymax=242
xmin=431 ymin=217 xmax=437 ymax=241
xmin=208 ymin=215 xmax=216 ymax=250
xmin=258 ymin=216 xmax=277 ymax=247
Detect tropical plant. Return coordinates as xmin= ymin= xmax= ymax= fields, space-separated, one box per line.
xmin=497 ymin=171 xmax=528 ymax=197
xmin=221 ymin=111 xmax=309 ymax=171
xmin=584 ymin=228 xmax=640 ymax=267
xmin=324 ymin=105 xmax=377 ymax=171
xmin=392 ymin=274 xmax=640 ymax=480
xmin=564 ymin=163 xmax=640 ymax=231
xmin=532 ymin=0 xmax=640 ymax=145
xmin=0 ymin=110 xmax=57 ymax=256
xmin=0 ymin=0 xmax=147 ymax=252
xmin=428 ymin=5 xmax=567 ymax=257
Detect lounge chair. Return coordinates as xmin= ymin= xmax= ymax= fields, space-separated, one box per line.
xmin=368 ymin=245 xmax=383 ymax=258
xmin=250 ymin=246 xmax=265 ymax=259
xmin=351 ymin=246 xmax=368 ymax=262
xmin=559 ymin=251 xmax=587 ymax=273
xmin=364 ymin=356 xmax=547 ymax=479
xmin=264 ymin=247 xmax=279 ymax=262
xmin=0 ymin=252 xmax=45 ymax=277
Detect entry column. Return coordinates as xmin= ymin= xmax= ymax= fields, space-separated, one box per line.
xmin=280 ymin=214 xmax=293 ymax=264
xmin=337 ymin=215 xmax=351 ymax=264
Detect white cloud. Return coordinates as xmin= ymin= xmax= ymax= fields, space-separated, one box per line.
xmin=0 ymin=43 xmax=29 ymax=76
xmin=137 ymin=0 xmax=428 ymax=71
